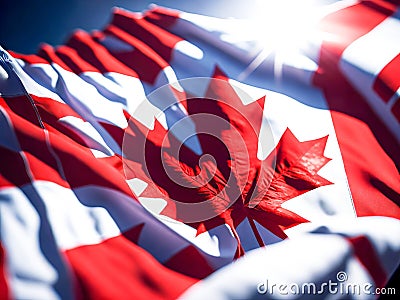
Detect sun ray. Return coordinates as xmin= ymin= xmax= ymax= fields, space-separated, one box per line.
xmin=239 ymin=0 xmax=326 ymax=82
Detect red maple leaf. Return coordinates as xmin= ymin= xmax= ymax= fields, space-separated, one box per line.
xmin=247 ymin=128 xmax=332 ymax=240
xmin=123 ymin=114 xmax=171 ymax=203
xmin=162 ymin=127 xmax=332 ymax=256
xmin=123 ymin=66 xmax=332 ymax=256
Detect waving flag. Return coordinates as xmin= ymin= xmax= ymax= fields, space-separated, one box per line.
xmin=1 ymin=1 xmax=399 ymax=299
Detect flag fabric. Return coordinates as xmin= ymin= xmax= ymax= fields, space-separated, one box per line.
xmin=1 ymin=1 xmax=400 ymax=299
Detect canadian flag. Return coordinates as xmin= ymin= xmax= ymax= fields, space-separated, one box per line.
xmin=0 ymin=1 xmax=399 ymax=299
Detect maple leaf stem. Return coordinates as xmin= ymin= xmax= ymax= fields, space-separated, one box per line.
xmin=248 ymin=217 xmax=265 ymax=248
xmin=231 ymin=226 xmax=245 ymax=258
